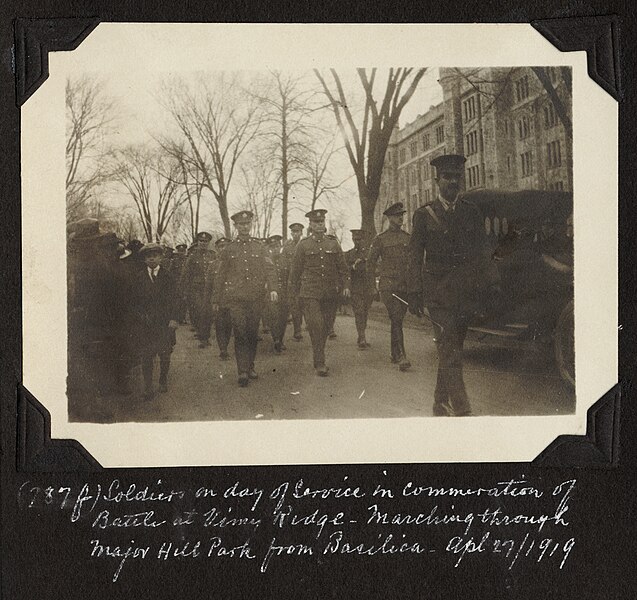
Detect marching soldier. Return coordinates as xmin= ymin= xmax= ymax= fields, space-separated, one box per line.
xmin=266 ymin=234 xmax=290 ymax=353
xmin=180 ymin=231 xmax=216 ymax=348
xmin=281 ymin=223 xmax=305 ymax=340
xmin=344 ymin=229 xmax=376 ymax=349
xmin=211 ymin=237 xmax=233 ymax=360
xmin=406 ymin=154 xmax=499 ymax=417
xmin=289 ymin=209 xmax=350 ymax=376
xmin=368 ymin=203 xmax=412 ymax=372
xmin=212 ymin=211 xmax=278 ymax=387
xmin=170 ymin=243 xmax=189 ymax=323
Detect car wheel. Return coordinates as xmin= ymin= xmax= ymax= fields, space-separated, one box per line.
xmin=554 ymin=299 xmax=575 ymax=388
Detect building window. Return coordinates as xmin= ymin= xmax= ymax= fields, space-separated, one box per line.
xmin=422 ymin=133 xmax=430 ymax=151
xmin=518 ymin=116 xmax=530 ymax=139
xmin=504 ymin=120 xmax=509 ymax=135
xmin=387 ymin=151 xmax=392 ymax=163
xmin=400 ymin=173 xmax=405 ymax=190
xmin=544 ymin=103 xmax=558 ymax=128
xmin=435 ymin=124 xmax=445 ymax=145
xmin=422 ymin=162 xmax=430 ymax=180
xmin=410 ymin=140 xmax=418 ymax=159
xmin=410 ymin=167 xmax=417 ymax=186
xmin=547 ymin=140 xmax=562 ymax=168
xmin=549 ymin=181 xmax=565 ymax=191
xmin=507 ymin=155 xmax=512 ymax=173
xmin=463 ymin=95 xmax=477 ymax=121
xmin=515 ymin=75 xmax=530 ymax=102
xmin=423 ymin=189 xmax=430 ymax=203
xmin=467 ymin=164 xmax=482 ymax=188
xmin=399 ymin=148 xmax=406 ymax=164
xmin=520 ymin=151 xmax=533 ymax=177
xmin=465 ymin=130 xmax=479 ymax=156
xmin=412 ymin=193 xmax=419 ymax=206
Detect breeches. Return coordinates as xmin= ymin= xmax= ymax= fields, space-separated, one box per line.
xmin=300 ymin=297 xmax=338 ymax=368
xmin=350 ymin=293 xmax=373 ymax=339
xmin=380 ymin=291 xmax=408 ymax=359
xmin=227 ymin=301 xmax=264 ymax=374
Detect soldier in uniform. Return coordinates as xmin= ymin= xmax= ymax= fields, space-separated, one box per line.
xmin=180 ymin=231 xmax=216 ymax=348
xmin=210 ymin=237 xmax=233 ymax=360
xmin=368 ymin=203 xmax=412 ymax=372
xmin=131 ymin=243 xmax=179 ymax=400
xmin=289 ymin=209 xmax=350 ymax=376
xmin=266 ymin=234 xmax=291 ymax=354
xmin=344 ymin=229 xmax=376 ymax=349
xmin=281 ymin=223 xmax=305 ymax=340
xmin=212 ymin=211 xmax=278 ymax=387
xmin=170 ymin=243 xmax=189 ymax=323
xmin=406 ymin=154 xmax=499 ymax=417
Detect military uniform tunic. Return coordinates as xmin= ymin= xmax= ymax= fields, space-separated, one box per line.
xmin=368 ymin=226 xmax=411 ymax=362
xmin=213 ymin=237 xmax=277 ymax=375
xmin=180 ymin=246 xmax=216 ymax=341
xmin=289 ymin=233 xmax=350 ymax=369
xmin=281 ymin=239 xmax=303 ymax=337
xmin=406 ymin=196 xmax=498 ymax=415
xmin=343 ymin=245 xmax=376 ymax=343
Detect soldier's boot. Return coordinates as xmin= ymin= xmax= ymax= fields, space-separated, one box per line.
xmin=248 ymin=365 xmax=259 ymax=380
xmin=398 ymin=355 xmax=411 ymax=372
xmin=238 ymin=373 xmax=249 ymax=387
xmin=219 ymin=350 xmax=231 ymax=361
xmin=328 ymin=330 xmax=337 ymax=340
xmin=357 ymin=336 xmax=368 ymax=350
xmin=273 ymin=340 xmax=282 ymax=354
xmin=293 ymin=333 xmax=303 ymax=341
xmin=316 ymin=365 xmax=329 ymax=377
xmin=198 ymin=339 xmax=211 ymax=348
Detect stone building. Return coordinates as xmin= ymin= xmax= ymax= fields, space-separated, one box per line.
xmin=375 ymin=66 xmax=572 ymax=232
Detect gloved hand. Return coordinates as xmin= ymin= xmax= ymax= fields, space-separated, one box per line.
xmin=408 ymin=292 xmax=424 ymax=317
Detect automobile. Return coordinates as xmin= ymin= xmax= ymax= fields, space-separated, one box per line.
xmin=463 ymin=188 xmax=574 ymax=388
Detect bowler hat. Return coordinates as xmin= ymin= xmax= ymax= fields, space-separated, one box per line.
xmin=383 ymin=202 xmax=406 ymax=217
xmin=139 ymin=242 xmax=164 ymax=256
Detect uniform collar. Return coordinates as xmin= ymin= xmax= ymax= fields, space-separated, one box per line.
xmin=437 ymin=195 xmax=458 ymax=213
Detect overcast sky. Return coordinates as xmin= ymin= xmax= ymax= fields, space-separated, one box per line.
xmin=93 ymin=68 xmax=443 ymax=246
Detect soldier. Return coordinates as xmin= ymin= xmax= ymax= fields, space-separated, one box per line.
xmin=180 ymin=231 xmax=216 ymax=348
xmin=131 ymin=243 xmax=179 ymax=400
xmin=289 ymin=209 xmax=350 ymax=376
xmin=368 ymin=203 xmax=412 ymax=372
xmin=210 ymin=237 xmax=233 ymax=360
xmin=266 ymin=234 xmax=290 ymax=353
xmin=170 ymin=243 xmax=189 ymax=323
xmin=406 ymin=154 xmax=499 ymax=417
xmin=281 ymin=223 xmax=305 ymax=340
xmin=212 ymin=211 xmax=278 ymax=387
xmin=344 ymin=229 xmax=376 ymax=349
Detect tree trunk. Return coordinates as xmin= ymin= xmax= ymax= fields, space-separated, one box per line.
xmin=360 ymin=192 xmax=378 ymax=236
xmin=281 ymin=100 xmax=288 ymax=239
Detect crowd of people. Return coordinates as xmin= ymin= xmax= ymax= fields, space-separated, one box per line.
xmin=68 ymin=154 xmax=501 ymax=417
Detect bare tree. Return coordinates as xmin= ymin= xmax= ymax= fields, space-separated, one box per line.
xmin=248 ymin=71 xmax=327 ymax=238
xmin=241 ymin=163 xmax=282 ymax=238
xmin=65 ymin=76 xmax=116 ymax=223
xmin=156 ymin=136 xmax=207 ymax=242
xmin=112 ymin=146 xmax=187 ymax=243
xmin=314 ymin=68 xmax=428 ymax=234
xmin=160 ymin=74 xmax=262 ymax=237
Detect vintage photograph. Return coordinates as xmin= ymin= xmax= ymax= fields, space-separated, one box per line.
xmin=64 ymin=64 xmax=575 ymax=423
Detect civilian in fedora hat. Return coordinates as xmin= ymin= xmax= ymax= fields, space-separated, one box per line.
xmin=131 ymin=243 xmax=180 ymax=400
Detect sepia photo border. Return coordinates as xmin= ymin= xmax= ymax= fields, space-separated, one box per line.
xmin=20 ymin=23 xmax=617 ymax=467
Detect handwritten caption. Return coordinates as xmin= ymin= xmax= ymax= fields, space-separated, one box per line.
xmin=18 ymin=476 xmax=576 ymax=581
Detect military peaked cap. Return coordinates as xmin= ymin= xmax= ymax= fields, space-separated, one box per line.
xmin=430 ymin=154 xmax=466 ymax=174
xmin=289 ymin=222 xmax=304 ymax=231
xmin=176 ymin=243 xmax=187 ymax=251
xmin=383 ymin=202 xmax=406 ymax=216
xmin=267 ymin=235 xmax=283 ymax=243
xmin=231 ymin=210 xmax=254 ymax=223
xmin=305 ymin=208 xmax=328 ymax=220
xmin=215 ymin=237 xmax=231 ymax=246
xmin=195 ymin=231 xmax=213 ymax=241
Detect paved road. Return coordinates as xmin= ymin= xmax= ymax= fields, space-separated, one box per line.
xmin=78 ymin=306 xmax=575 ymax=423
